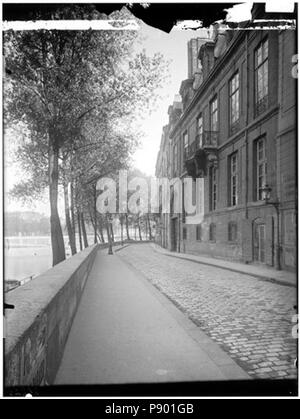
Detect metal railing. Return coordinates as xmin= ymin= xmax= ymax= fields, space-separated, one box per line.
xmin=184 ymin=131 xmax=218 ymax=161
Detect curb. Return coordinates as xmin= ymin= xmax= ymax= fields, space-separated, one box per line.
xmin=116 ymin=251 xmax=251 ymax=382
xmin=151 ymin=244 xmax=296 ymax=288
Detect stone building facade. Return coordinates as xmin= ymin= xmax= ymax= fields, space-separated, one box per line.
xmin=155 ymin=5 xmax=297 ymax=271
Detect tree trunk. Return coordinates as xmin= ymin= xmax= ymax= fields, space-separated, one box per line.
xmin=49 ymin=140 xmax=66 ymax=266
xmin=98 ymin=215 xmax=105 ymax=243
xmin=125 ymin=214 xmax=130 ymax=240
xmin=93 ymin=220 xmax=98 ymax=244
xmin=88 ymin=204 xmax=98 ymax=245
xmin=147 ymin=214 xmax=153 ymax=240
xmin=106 ymin=214 xmax=112 ymax=249
xmin=145 ymin=215 xmax=148 ymax=240
xmin=77 ymin=209 xmax=83 ymax=251
xmin=70 ymin=182 xmax=76 ymax=240
xmin=138 ymin=216 xmax=142 ymax=241
xmin=110 ymin=222 xmax=115 ymax=242
xmin=89 ymin=210 xmax=98 ymax=245
xmin=120 ymin=218 xmax=124 ymax=244
xmin=93 ymin=185 xmax=98 ymax=244
xmin=63 ymin=182 xmax=77 ymax=255
xmin=80 ymin=212 xmax=89 ymax=248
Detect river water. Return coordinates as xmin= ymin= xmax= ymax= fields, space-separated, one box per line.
xmin=4 ymin=236 xmax=96 ymax=284
xmin=4 ymin=230 xmax=140 ymax=286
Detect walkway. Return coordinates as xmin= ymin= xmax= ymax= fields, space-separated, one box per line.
xmin=55 ymin=248 xmax=249 ymax=385
xmin=117 ymin=244 xmax=297 ymax=380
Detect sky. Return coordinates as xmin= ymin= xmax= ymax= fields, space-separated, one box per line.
xmin=4 ymin=1 xmax=253 ymax=216
xmin=131 ymin=1 xmax=252 ymax=176
xmin=131 ymin=23 xmax=210 ymax=176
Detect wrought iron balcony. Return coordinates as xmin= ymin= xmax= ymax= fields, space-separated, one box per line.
xmin=184 ymin=131 xmax=218 ymax=161
xmin=184 ymin=131 xmax=218 ymax=179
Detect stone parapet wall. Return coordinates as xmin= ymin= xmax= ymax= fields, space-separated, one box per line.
xmin=4 ymin=244 xmax=99 ymax=387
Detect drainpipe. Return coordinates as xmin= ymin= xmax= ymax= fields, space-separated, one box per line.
xmin=245 ymin=32 xmax=249 ymax=219
xmin=275 ymin=204 xmax=281 ymax=271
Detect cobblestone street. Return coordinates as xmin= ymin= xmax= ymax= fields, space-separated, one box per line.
xmin=118 ymin=244 xmax=298 ymax=380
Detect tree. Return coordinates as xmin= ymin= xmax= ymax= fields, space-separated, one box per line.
xmin=4 ymin=5 xmax=168 ymax=265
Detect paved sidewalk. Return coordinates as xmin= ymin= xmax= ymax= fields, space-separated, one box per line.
xmin=118 ymin=244 xmax=297 ymax=380
xmin=152 ymin=244 xmax=297 ymax=287
xmin=55 ymin=249 xmax=249 ymax=385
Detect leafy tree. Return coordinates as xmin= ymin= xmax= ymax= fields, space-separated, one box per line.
xmin=4 ymin=5 xmax=168 ymax=265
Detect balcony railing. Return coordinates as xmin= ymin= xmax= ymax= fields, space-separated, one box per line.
xmin=184 ymin=131 xmax=218 ymax=161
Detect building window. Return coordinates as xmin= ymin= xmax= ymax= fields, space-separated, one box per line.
xmin=183 ymin=132 xmax=188 ymax=160
xmin=255 ymin=38 xmax=268 ymax=116
xmin=183 ymin=226 xmax=187 ymax=240
xmin=229 ymin=72 xmax=239 ymax=132
xmin=228 ymin=222 xmax=238 ymax=242
xmin=209 ymin=223 xmax=216 ymax=242
xmin=196 ymin=224 xmax=202 ymax=241
xmin=229 ymin=153 xmax=238 ymax=206
xmin=174 ymin=143 xmax=178 ymax=174
xmin=170 ymin=185 xmax=174 ymax=216
xmin=210 ymin=96 xmax=218 ymax=132
xmin=209 ymin=166 xmax=217 ymax=211
xmin=197 ymin=114 xmax=203 ymax=148
xmin=255 ymin=137 xmax=267 ymax=201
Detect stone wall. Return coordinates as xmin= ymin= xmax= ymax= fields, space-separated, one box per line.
xmin=4 ymin=244 xmax=99 ymax=387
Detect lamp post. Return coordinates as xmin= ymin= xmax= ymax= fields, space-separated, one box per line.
xmin=260 ymin=184 xmax=281 ymax=270
xmin=106 ymin=212 xmax=113 ymax=255
xmin=120 ymin=215 xmax=124 ymax=246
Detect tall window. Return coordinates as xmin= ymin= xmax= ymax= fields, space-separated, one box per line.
xmin=210 ymin=96 xmax=218 ymax=132
xmin=229 ymin=72 xmax=240 ymax=131
xmin=183 ymin=132 xmax=189 ymax=159
xmin=229 ymin=153 xmax=238 ymax=206
xmin=170 ymin=185 xmax=174 ymax=216
xmin=256 ymin=137 xmax=267 ymax=201
xmin=197 ymin=114 xmax=203 ymax=148
xmin=174 ymin=143 xmax=178 ymax=174
xmin=209 ymin=166 xmax=217 ymax=211
xmin=255 ymin=38 xmax=268 ymax=116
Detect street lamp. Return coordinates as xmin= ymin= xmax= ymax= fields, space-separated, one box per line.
xmin=106 ymin=212 xmax=113 ymax=255
xmin=260 ymin=184 xmax=281 ymax=270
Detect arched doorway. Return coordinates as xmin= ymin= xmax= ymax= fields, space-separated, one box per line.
xmin=253 ymin=218 xmax=266 ymax=263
